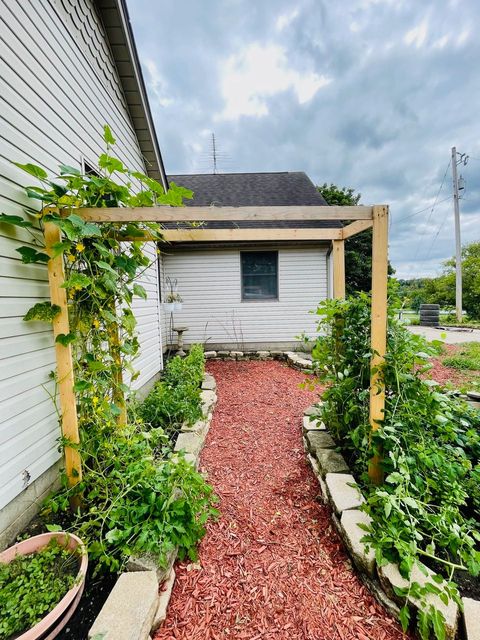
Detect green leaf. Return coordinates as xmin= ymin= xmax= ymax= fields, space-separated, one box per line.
xmin=95 ymin=260 xmax=118 ymax=277
xmin=59 ymin=164 xmax=81 ymax=176
xmin=103 ymin=125 xmax=116 ymax=146
xmin=73 ymin=379 xmax=91 ymax=392
xmin=133 ymin=284 xmax=147 ymax=300
xmin=51 ymin=241 xmax=72 ymax=258
xmin=62 ymin=273 xmax=92 ymax=290
xmin=45 ymin=524 xmax=62 ymax=532
xmin=398 ymin=605 xmax=410 ymax=632
xmin=431 ymin=608 xmax=446 ymax=640
xmin=98 ymin=153 xmax=125 ymax=174
xmin=25 ymin=186 xmax=52 ymax=201
xmin=55 ymin=332 xmax=76 ymax=346
xmin=16 ymin=246 xmax=49 ymax=264
xmin=13 ymin=161 xmax=48 ymax=180
xmin=24 ymin=302 xmax=61 ymax=322
xmin=0 ymin=213 xmax=34 ymax=228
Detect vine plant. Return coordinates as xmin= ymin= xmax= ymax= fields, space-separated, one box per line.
xmin=1 ymin=127 xmax=217 ymax=570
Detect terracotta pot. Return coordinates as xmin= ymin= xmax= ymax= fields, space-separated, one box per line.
xmin=0 ymin=531 xmax=88 ymax=640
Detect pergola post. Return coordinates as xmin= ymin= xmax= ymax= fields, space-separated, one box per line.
xmin=368 ymin=205 xmax=389 ymax=485
xmin=44 ymin=222 xmax=82 ymax=508
xmin=332 ymin=239 xmax=346 ymax=299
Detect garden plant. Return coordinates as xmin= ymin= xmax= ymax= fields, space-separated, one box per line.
xmin=312 ymin=294 xmax=480 ymax=639
xmin=0 ymin=127 xmax=218 ymax=577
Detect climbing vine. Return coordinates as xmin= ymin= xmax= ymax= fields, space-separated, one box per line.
xmin=1 ymin=127 xmax=217 ymax=570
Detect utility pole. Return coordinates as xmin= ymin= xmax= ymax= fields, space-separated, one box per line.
xmin=451 ymin=147 xmax=468 ymax=324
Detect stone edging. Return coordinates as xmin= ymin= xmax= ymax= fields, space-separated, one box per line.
xmin=88 ymin=372 xmax=218 ymax=640
xmin=204 ymin=349 xmax=314 ymax=371
xmin=302 ymin=403 xmax=480 ymax=640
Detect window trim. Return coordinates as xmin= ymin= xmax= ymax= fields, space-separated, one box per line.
xmin=240 ymin=250 xmax=279 ymax=302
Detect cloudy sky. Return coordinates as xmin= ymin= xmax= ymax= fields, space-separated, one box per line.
xmin=128 ymin=0 xmax=480 ymax=279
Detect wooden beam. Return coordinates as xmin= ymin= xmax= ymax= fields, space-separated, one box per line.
xmin=66 ymin=205 xmax=374 ymax=223
xmin=44 ymin=222 xmax=82 ymax=508
xmin=332 ymin=240 xmax=346 ymax=298
xmin=342 ymin=219 xmax=373 ymax=240
xmin=162 ymin=228 xmax=343 ymax=242
xmin=368 ymin=205 xmax=389 ymax=485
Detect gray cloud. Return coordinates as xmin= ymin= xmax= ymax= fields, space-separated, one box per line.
xmin=128 ymin=0 xmax=480 ymax=279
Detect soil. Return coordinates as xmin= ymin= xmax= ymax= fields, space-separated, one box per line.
xmin=155 ymin=360 xmax=408 ymax=640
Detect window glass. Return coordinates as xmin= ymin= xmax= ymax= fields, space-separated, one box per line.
xmin=241 ymin=251 xmax=278 ymax=300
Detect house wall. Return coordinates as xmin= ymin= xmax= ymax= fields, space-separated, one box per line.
xmin=0 ymin=0 xmax=162 ymax=544
xmin=162 ymin=246 xmax=328 ymax=350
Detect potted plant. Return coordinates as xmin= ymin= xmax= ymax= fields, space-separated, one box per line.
xmin=0 ymin=531 xmax=88 ymax=640
xmin=164 ymin=292 xmax=183 ymax=312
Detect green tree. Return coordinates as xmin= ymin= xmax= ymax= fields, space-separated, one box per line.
xmin=317 ymin=183 xmax=394 ymax=295
xmin=441 ymin=242 xmax=480 ymax=319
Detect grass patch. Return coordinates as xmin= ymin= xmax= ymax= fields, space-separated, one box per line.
xmin=443 ymin=342 xmax=480 ymax=371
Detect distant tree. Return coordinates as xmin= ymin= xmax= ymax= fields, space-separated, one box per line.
xmin=440 ymin=242 xmax=480 ymax=319
xmin=317 ymin=183 xmax=394 ymax=295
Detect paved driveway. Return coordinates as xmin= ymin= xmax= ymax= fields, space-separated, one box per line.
xmin=407 ymin=325 xmax=480 ymax=344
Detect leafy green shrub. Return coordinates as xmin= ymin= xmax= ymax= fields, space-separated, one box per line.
xmin=0 ymin=539 xmax=77 ymax=639
xmin=312 ymin=295 xmax=480 ymax=639
xmin=44 ymin=422 xmax=217 ymax=573
xmin=139 ymin=345 xmax=205 ymax=438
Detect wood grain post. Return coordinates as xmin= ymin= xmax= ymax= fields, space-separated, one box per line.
xmin=368 ymin=205 xmax=389 ymax=485
xmin=332 ymin=239 xmax=346 ymax=299
xmin=44 ymin=221 xmax=82 ymax=508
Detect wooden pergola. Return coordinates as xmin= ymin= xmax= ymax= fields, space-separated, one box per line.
xmin=46 ymin=204 xmax=388 ymax=488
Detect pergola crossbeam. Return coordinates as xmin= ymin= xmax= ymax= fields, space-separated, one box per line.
xmin=65 ymin=205 xmax=374 ymax=223
xmin=342 ymin=219 xmax=373 ymax=240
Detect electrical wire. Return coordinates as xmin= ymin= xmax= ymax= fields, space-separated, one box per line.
xmin=413 ymin=159 xmax=451 ymax=261
xmin=391 ymin=196 xmax=451 ymax=225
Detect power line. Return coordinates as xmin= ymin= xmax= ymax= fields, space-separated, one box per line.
xmin=392 ymin=196 xmax=451 ymax=225
xmin=413 ymin=159 xmax=451 ymax=261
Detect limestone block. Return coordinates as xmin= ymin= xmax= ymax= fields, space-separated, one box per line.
xmin=340 ymin=510 xmax=374 ymax=576
xmin=302 ymin=415 xmax=326 ymax=432
xmin=204 ymin=351 xmax=217 ymax=359
xmin=378 ymin=563 xmax=459 ymax=640
xmin=325 ymin=473 xmax=364 ymax=514
xmin=315 ymin=450 xmax=349 ymax=477
xmin=152 ymin=569 xmax=176 ymax=630
xmin=126 ymin=548 xmax=177 ymax=582
xmin=463 ymin=597 xmax=480 ymax=640
xmin=89 ymin=572 xmax=159 ymax=640
xmin=174 ymin=431 xmax=203 ymax=457
xmin=306 ymin=431 xmax=335 ymax=454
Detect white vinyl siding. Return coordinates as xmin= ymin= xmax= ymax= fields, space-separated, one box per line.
xmin=0 ymin=0 xmax=162 ymax=513
xmin=162 ymin=247 xmax=328 ymax=348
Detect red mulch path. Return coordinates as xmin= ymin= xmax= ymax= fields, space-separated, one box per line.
xmin=155 ymin=361 xmax=406 ymax=640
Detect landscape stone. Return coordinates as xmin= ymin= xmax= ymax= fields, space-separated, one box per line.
xmin=467 ymin=391 xmax=480 ymax=401
xmin=463 ymin=597 xmax=480 ymax=640
xmin=256 ymin=351 xmax=270 ymax=359
xmin=203 ymin=351 xmax=217 ymax=359
xmin=174 ymin=431 xmax=203 ymax=457
xmin=306 ymin=431 xmax=335 ymax=454
xmin=378 ymin=563 xmax=459 ymax=639
xmin=126 ymin=548 xmax=177 ymax=582
xmin=339 ymin=509 xmax=375 ymax=576
xmin=201 ymin=374 xmax=216 ymax=391
xmin=89 ymin=571 xmax=159 ymax=640
xmin=181 ymin=419 xmax=207 ymax=434
xmin=152 ymin=568 xmax=176 ymax=630
xmin=230 ymin=351 xmax=244 ymax=358
xmin=304 ymin=404 xmax=323 ymax=417
xmin=325 ymin=473 xmax=365 ymax=514
xmin=302 ymin=415 xmax=326 ymax=431
xmin=315 ymin=450 xmax=349 ymax=477
xmin=217 ymin=351 xmax=230 ymax=357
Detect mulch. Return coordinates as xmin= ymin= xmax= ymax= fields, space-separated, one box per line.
xmin=428 ymin=344 xmax=479 ymax=389
xmin=154 ymin=360 xmax=406 ymax=640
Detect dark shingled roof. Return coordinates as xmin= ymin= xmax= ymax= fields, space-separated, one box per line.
xmin=166 ymin=172 xmax=340 ymax=229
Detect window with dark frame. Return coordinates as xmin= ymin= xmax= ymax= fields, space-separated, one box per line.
xmin=241 ymin=251 xmax=278 ymax=301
